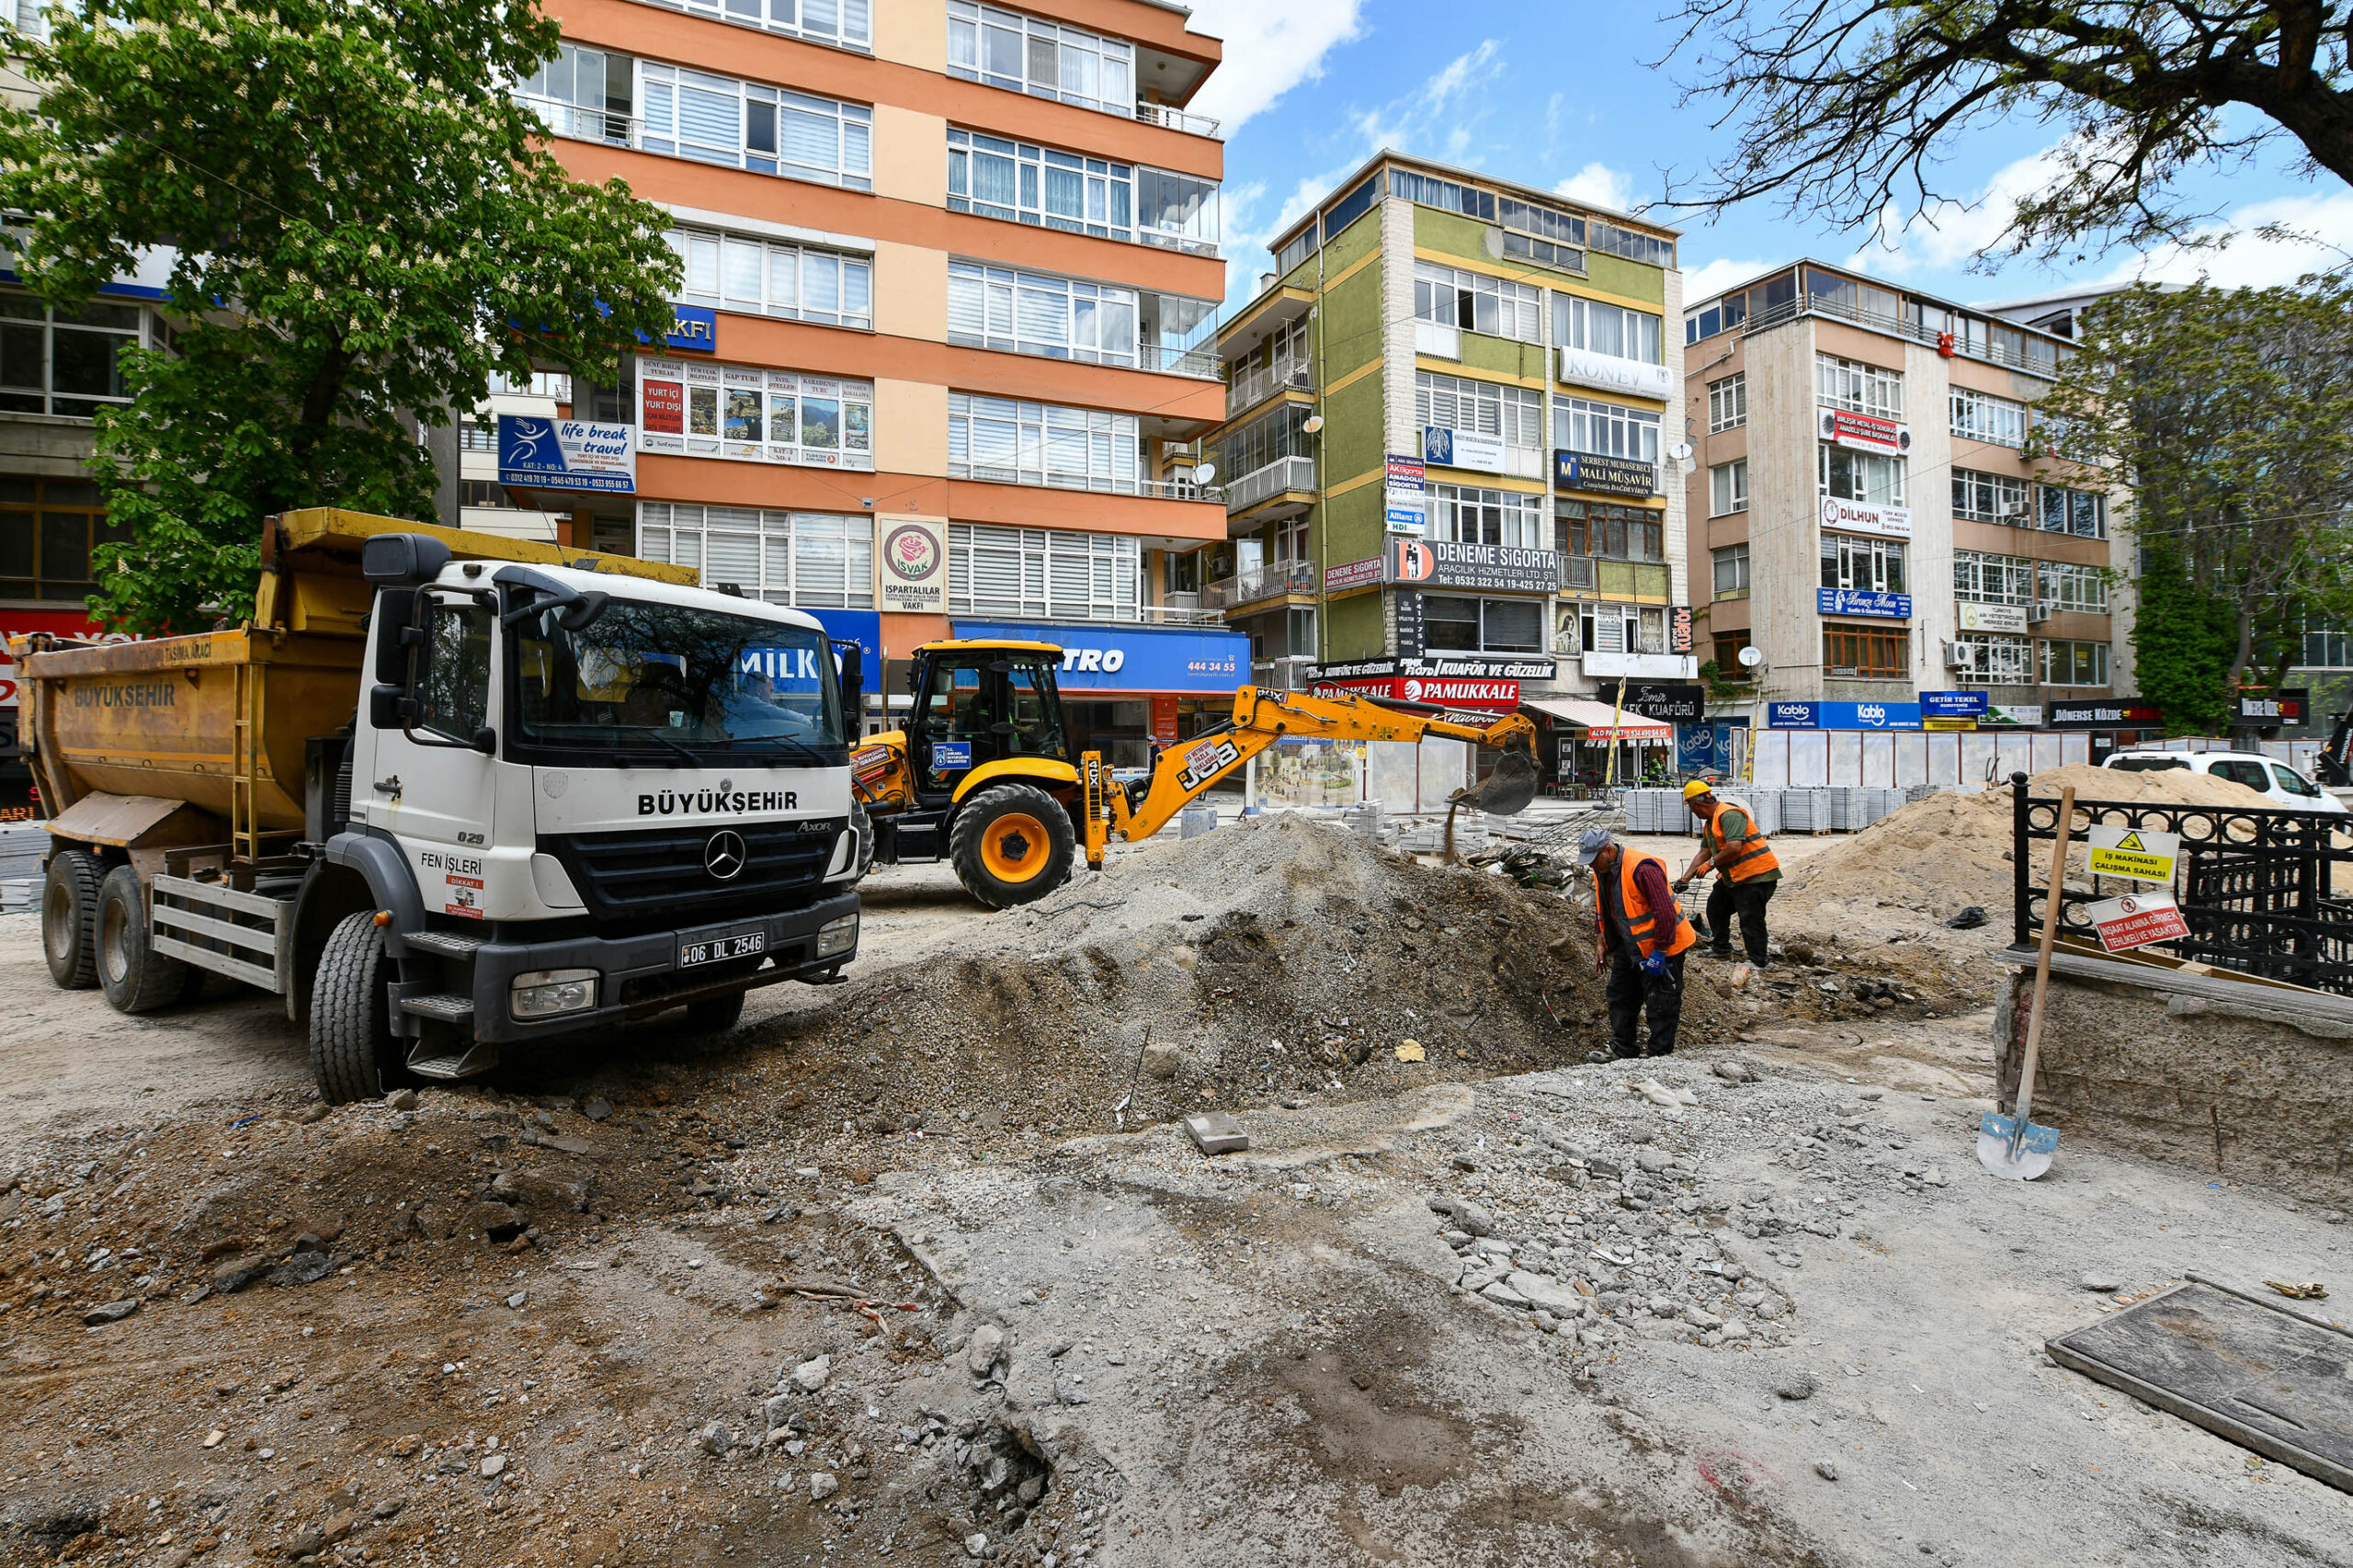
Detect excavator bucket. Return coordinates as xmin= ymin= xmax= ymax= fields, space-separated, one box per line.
xmin=1458 ymin=749 xmax=1540 ymax=817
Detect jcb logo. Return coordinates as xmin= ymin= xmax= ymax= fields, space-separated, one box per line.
xmin=1176 ymin=739 xmax=1241 ymax=790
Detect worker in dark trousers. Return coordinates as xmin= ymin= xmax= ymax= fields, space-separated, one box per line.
xmin=1675 ymin=780 xmax=1780 ymax=965
xmin=1575 ymin=827 xmax=1697 ymax=1062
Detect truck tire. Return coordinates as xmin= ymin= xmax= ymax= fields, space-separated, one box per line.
xmin=949 ymin=782 xmax=1074 ymax=909
xmin=684 ymin=992 xmax=746 ymax=1033
xmin=311 ymin=911 xmax=400 ymax=1104
xmin=41 ymin=847 xmax=103 ymax=990
xmin=95 ymin=865 xmax=192 ymax=1015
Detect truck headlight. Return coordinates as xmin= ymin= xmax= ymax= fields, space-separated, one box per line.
xmin=814 ymin=913 xmax=858 ymax=958
xmin=510 ymin=968 xmax=598 ymax=1019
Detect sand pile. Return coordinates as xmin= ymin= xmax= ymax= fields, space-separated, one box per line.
xmin=1775 ymin=763 xmax=2278 ymax=926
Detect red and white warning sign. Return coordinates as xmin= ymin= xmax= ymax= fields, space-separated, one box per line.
xmin=2087 ymin=889 xmax=2190 ymax=952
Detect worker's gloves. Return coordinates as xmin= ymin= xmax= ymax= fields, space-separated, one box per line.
xmin=1640 ymin=951 xmax=1669 ymax=978
xmin=1671 ymin=879 xmax=1688 ymax=892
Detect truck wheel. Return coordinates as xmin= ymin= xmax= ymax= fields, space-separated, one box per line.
xmin=684 ymin=992 xmax=746 ymax=1033
xmin=949 ymin=782 xmax=1074 ymax=909
xmin=95 ymin=866 xmax=191 ymax=1015
xmin=42 ymin=848 xmax=104 ymax=990
xmin=312 ymin=911 xmax=400 ymax=1104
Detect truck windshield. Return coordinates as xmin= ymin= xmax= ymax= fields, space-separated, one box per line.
xmin=511 ymin=599 xmax=847 ymax=764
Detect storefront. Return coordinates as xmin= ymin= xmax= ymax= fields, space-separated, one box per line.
xmin=949 ymin=619 xmax=1250 ymax=771
xmin=1522 ymin=698 xmax=1675 ymax=788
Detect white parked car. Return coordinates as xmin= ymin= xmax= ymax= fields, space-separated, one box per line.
xmin=2102 ymin=749 xmax=2347 ymax=813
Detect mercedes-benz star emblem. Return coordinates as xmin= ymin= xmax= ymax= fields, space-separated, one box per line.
xmin=705 ymin=830 xmax=747 ymax=881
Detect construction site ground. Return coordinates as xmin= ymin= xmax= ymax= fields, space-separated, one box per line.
xmin=2 ymin=801 xmax=2348 ymax=1567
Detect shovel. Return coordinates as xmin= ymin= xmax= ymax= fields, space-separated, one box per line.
xmin=1442 ymin=748 xmax=1540 ymax=861
xmin=1979 ymin=783 xmax=2073 ymax=1180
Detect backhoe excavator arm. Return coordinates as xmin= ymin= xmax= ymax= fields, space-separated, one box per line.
xmin=1079 ymin=685 xmax=1537 ymax=870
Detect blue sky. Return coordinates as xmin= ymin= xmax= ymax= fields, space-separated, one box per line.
xmin=1178 ymin=0 xmax=2353 ymax=316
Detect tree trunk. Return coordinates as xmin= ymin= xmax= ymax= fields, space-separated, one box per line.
xmin=2222 ymin=598 xmax=2257 ymax=741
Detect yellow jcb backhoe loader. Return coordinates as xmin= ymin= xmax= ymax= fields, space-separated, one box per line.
xmin=852 ymin=639 xmax=1539 ymax=908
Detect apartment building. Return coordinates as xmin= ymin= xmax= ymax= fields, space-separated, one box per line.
xmin=1210 ymin=153 xmax=1688 ymax=739
xmin=504 ymin=0 xmax=1236 ymax=757
xmin=1685 ymin=261 xmax=2122 ymax=722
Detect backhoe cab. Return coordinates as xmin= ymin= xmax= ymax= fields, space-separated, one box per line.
xmin=854 ymin=639 xmax=1541 ymax=911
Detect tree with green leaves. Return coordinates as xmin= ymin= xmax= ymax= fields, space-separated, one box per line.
xmin=2037 ymin=277 xmax=2353 ymax=734
xmin=0 ymin=0 xmax=681 ymax=632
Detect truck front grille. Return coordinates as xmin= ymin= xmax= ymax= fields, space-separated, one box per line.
xmin=545 ymin=818 xmax=847 ymax=930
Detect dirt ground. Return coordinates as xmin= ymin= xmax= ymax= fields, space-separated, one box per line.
xmin=2 ymin=821 xmax=2349 ymax=1567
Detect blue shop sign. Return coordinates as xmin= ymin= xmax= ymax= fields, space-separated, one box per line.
xmin=661 ymin=305 xmax=717 ymax=352
xmin=950 ymin=620 xmax=1248 ymax=694
xmin=1767 ymin=701 xmax=1820 ymax=729
xmin=1921 ymin=689 xmax=1989 ymax=718
xmin=1818 ymin=587 xmax=1912 ymax=619
xmin=801 ymin=608 xmax=882 ymax=694
xmin=1768 ymin=700 xmax=1922 ymax=730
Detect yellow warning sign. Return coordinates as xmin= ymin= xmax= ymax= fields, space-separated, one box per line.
xmin=2086 ymin=824 xmax=2179 ymax=882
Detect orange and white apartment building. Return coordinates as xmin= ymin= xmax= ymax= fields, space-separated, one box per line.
xmin=460 ymin=0 xmax=1236 ymax=758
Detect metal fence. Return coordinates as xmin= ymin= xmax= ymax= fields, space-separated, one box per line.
xmin=2009 ymin=773 xmax=2353 ymax=995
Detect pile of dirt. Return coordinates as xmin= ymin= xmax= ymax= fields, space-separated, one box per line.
xmin=1773 ymin=763 xmax=2278 ymax=927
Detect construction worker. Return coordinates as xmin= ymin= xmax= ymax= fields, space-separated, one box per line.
xmin=1574 ymin=826 xmax=1697 ymax=1062
xmin=1674 ymin=779 xmax=1780 ymax=965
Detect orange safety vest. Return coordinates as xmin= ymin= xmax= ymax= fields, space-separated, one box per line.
xmin=1595 ymin=850 xmax=1698 ymax=960
xmin=1704 ymin=801 xmax=1781 ymax=881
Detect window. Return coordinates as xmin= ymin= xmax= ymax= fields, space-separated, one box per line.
xmin=0 ymin=292 xmax=146 ymax=417
xmin=1424 ymin=595 xmax=1545 ymax=653
xmin=946 ymin=260 xmax=1154 ymax=369
xmin=2304 ymin=624 xmax=2353 ymax=668
xmin=1709 ymin=460 xmax=1748 ymax=517
xmin=1817 ymin=443 xmax=1905 ymax=504
xmin=1415 ymin=371 xmax=1542 ymax=451
xmin=1823 ymin=622 xmax=1909 ymax=678
xmin=949 ymin=129 xmax=1132 ymax=242
xmin=638 ymin=504 xmax=875 ymax=608
xmin=457 ymin=420 xmax=498 ymax=453
xmin=1556 ymin=500 xmax=1664 ymax=562
xmin=1950 ymin=386 xmax=2029 ymax=447
xmin=1552 ymin=293 xmax=1664 ymax=364
xmin=1712 ymin=631 xmax=1753 ymax=676
xmin=1219 ymin=403 xmax=1313 ymax=480
xmin=638 ymin=63 xmax=871 ymax=188
xmin=2273 ymin=764 xmax=2325 ymax=800
xmin=1814 ymin=354 xmax=1903 ymax=420
xmin=1953 ymin=551 xmax=2036 ymax=606
xmin=1805 ymin=270 xmax=1901 ymax=327
xmin=1686 ymin=291 xmax=1750 ymax=344
xmin=1820 ymin=534 xmax=1906 ymax=594
xmin=1135 ymin=167 xmax=1221 ymax=255
xmin=1711 ymin=542 xmax=1749 ymax=599
xmin=2208 ymin=757 xmax=2270 ymax=792
xmin=2038 ymin=484 xmax=2107 ymax=539
xmin=1427 ymin=484 xmax=1545 ymax=549
xmin=1707 ymin=372 xmax=1745 ymax=432
xmin=2038 ymin=561 xmax=2109 ymax=613
xmin=0 ymin=478 xmax=120 ymax=601
xmin=1951 ymin=467 xmax=2030 ymax=523
xmin=459 ymin=479 xmax=522 ymax=510
xmin=1320 ymin=175 xmax=1381 ymax=238
xmin=949 ymin=393 xmax=1141 ymax=493
xmin=415 ymin=598 xmax=494 ymax=743
xmin=487 ymin=368 xmax=574 ymax=400
xmin=2040 ymin=639 xmax=2109 ymax=687
xmin=1588 ymin=222 xmax=1676 ymax=269
xmin=1953 ymin=632 xmax=2034 ymax=686
xmin=1414 ymin=263 xmax=1541 ymax=344
xmin=1386 ymin=168 xmax=1495 ymax=222
xmin=1553 ymin=396 xmax=1660 ymax=463
xmin=637 ymin=358 xmax=874 ymax=471
xmin=634 ymin=0 xmax=872 ymax=50
xmin=513 ymin=42 xmax=636 ymax=145
xmin=1496 ymin=197 xmax=1586 ymax=271
xmin=947 ymin=1 xmax=1133 ymax=116
xmin=665 ymin=227 xmax=872 ymax=329
xmin=949 ymin=523 xmax=1140 ymax=621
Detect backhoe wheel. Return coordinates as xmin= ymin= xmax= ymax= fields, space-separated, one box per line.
xmin=311 ymin=911 xmax=401 ymax=1104
xmin=95 ymin=866 xmax=191 ymax=1015
xmin=949 ymin=782 xmax=1075 ymax=909
xmin=41 ymin=847 xmax=103 ymax=989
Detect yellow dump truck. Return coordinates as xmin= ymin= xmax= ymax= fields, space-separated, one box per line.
xmin=16 ymin=509 xmax=864 ymax=1100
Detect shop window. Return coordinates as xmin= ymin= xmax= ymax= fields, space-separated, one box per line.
xmin=1424 ymin=594 xmax=1543 ymax=653
xmin=0 ymin=478 xmax=120 ymax=601
xmin=2040 ymin=639 xmax=2109 ymax=687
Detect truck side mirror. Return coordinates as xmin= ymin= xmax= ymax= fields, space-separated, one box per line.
xmin=361 ymin=532 xmax=453 ymax=585
xmin=372 ymin=589 xmax=415 ymax=685
xmin=831 ymin=640 xmax=862 ymax=730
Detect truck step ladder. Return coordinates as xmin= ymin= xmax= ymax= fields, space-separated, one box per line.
xmin=399 ymin=993 xmax=476 ymax=1023
xmin=405 ymin=1040 xmax=499 ymax=1080
xmin=403 ymin=931 xmax=487 ymax=959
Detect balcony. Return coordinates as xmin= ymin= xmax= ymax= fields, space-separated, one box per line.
xmin=949 ymin=465 xmax=1222 ymax=504
xmin=515 ymin=94 xmax=642 ymax=150
xmin=1223 ymin=455 xmax=1317 ymax=516
xmin=1142 ymin=341 xmax=1223 ymax=380
xmin=1138 ymin=599 xmax=1224 ymax=626
xmin=1204 ymin=562 xmax=1317 ymax=612
xmin=1135 ymin=101 xmax=1222 ymax=139
xmin=1227 ymin=356 xmax=1313 ymax=418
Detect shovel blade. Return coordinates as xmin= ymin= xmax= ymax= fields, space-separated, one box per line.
xmin=1976 ymin=1111 xmax=2058 ymax=1181
xmin=1460 ymin=750 xmax=1540 ymax=817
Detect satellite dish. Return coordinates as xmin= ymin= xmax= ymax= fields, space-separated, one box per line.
xmin=1483 ymin=225 xmax=1506 ymax=261
xmin=1193 ymin=461 xmax=1217 ymax=484
xmin=1737 ymin=645 xmax=1764 ymax=668
xmin=1302 ymin=414 xmax=1325 ymax=434
xmin=1668 ymin=442 xmax=1693 ymax=462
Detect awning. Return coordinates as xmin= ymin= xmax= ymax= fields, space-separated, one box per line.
xmin=1522 ymin=697 xmax=1675 ymax=742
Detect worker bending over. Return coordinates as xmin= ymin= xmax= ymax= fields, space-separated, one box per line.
xmin=1575 ymin=827 xmax=1695 ymax=1062
xmin=1673 ymin=779 xmax=1779 ymax=965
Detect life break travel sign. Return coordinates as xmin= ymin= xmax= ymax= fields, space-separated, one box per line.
xmin=2086 ymin=824 xmax=2180 ymax=882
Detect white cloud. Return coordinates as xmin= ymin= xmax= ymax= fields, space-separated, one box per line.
xmin=1859 ymin=150 xmax=2069 ymax=277
xmin=1681 ymin=256 xmax=1774 ymax=301
xmin=1179 ymin=0 xmax=1365 ymax=136
xmin=1554 ymin=162 xmax=1639 ymax=215
xmin=2105 ymin=191 xmax=2353 ymax=289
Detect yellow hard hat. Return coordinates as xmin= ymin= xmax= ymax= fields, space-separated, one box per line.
xmin=1682 ymin=779 xmax=1715 ymax=801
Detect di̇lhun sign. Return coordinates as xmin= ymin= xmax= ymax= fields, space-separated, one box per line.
xmin=2086 ymin=824 xmax=2180 ymax=883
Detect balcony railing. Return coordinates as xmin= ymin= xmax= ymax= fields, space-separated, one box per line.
xmin=1142 ymin=341 xmax=1223 ymax=380
xmin=1204 ymin=562 xmax=1317 ymax=611
xmin=1563 ymin=555 xmax=1596 ymax=591
xmin=514 ymin=94 xmax=643 ymax=150
xmin=949 ymin=465 xmax=1222 ymax=503
xmin=1227 ymin=356 xmax=1313 ymax=417
xmin=1138 ymin=600 xmax=1224 ymax=626
xmin=1742 ymin=291 xmax=2068 ymax=378
xmin=1135 ymin=101 xmax=1222 ymax=139
xmin=1223 ymin=455 xmax=1317 ymax=514
xmin=1139 ymin=227 xmax=1222 ymax=259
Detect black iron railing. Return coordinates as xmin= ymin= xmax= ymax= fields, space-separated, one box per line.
xmin=2009 ymin=772 xmax=2353 ymax=995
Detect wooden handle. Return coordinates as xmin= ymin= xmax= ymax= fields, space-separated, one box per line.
xmin=2015 ymin=785 xmax=2075 ymax=1130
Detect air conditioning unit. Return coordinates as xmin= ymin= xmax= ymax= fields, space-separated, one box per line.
xmin=1998 ymin=502 xmax=2031 ymax=523
xmin=2029 ymin=603 xmax=2053 ymax=625
xmin=1940 ymin=640 xmax=1966 ymax=670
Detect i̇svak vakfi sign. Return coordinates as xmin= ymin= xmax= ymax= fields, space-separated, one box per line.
xmin=497 ymin=415 xmax=635 ymax=494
